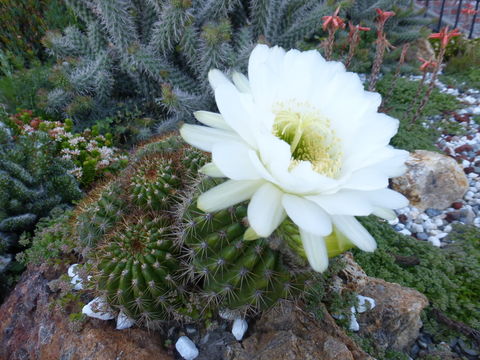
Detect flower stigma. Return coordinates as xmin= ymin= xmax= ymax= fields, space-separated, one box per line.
xmin=272 ymin=101 xmax=343 ymax=178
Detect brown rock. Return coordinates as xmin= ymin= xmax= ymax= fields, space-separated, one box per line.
xmin=223 ymin=301 xmax=373 ymax=360
xmin=392 ymin=150 xmax=469 ymax=210
xmin=0 ymin=265 xmax=172 ymax=360
xmin=332 ymin=253 xmax=429 ymax=352
xmin=357 ymin=278 xmax=429 ymax=352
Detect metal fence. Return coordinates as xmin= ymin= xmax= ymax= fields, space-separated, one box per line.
xmin=416 ymin=0 xmax=480 ymax=38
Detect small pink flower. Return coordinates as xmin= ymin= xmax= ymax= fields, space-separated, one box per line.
xmin=429 ymin=26 xmax=461 ymax=48
xmin=418 ymin=57 xmax=438 ymax=72
xmin=322 ymin=7 xmax=345 ymax=31
xmin=376 ymin=8 xmax=396 ymax=24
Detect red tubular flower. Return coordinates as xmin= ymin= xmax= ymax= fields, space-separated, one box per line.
xmin=418 ymin=57 xmax=438 ymax=72
xmin=376 ymin=8 xmax=396 ymax=24
xmin=348 ymin=23 xmax=371 ymax=35
xmin=322 ymin=7 xmax=345 ymax=31
xmin=461 ymin=4 xmax=477 ymax=15
xmin=429 ymin=26 xmax=461 ymax=48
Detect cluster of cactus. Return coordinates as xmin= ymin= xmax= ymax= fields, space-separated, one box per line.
xmin=0 ymin=124 xmax=82 ymax=251
xmin=95 ymin=214 xmax=182 ymax=320
xmin=178 ymin=177 xmax=311 ymax=313
xmin=72 ymin=134 xmax=319 ymax=324
xmin=43 ymin=0 xmax=336 ymax=126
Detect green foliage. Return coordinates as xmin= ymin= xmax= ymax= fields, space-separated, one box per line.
xmin=347 ymin=0 xmax=430 ymax=45
xmin=354 ymin=217 xmax=480 ymax=330
xmin=3 ymin=110 xmax=128 ymax=187
xmin=0 ymin=114 xmax=82 ymax=245
xmin=0 ymin=65 xmax=55 ymax=115
xmin=44 ymin=0 xmax=336 ymax=127
xmin=341 ymin=0 xmax=431 ymax=73
xmin=17 ymin=207 xmax=74 ymax=266
xmin=440 ymin=37 xmax=480 ymax=90
xmin=0 ymin=0 xmax=77 ymax=73
xmin=377 ymin=76 xmax=461 ymax=152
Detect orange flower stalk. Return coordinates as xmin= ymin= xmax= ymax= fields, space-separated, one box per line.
xmin=411 ymin=27 xmax=461 ymax=125
xmin=345 ymin=23 xmax=371 ymax=68
xmin=322 ymin=7 xmax=345 ymax=60
xmin=368 ymin=8 xmax=396 ymax=91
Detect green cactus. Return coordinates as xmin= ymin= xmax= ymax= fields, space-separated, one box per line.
xmin=68 ymin=134 xmax=377 ymax=321
xmin=95 ymin=214 xmax=182 ymax=321
xmin=178 ymin=176 xmax=312 ymax=314
xmin=75 ymin=181 xmax=125 ymax=246
xmin=43 ymin=0 xmax=336 ymax=127
xmin=130 ymin=156 xmax=181 ymax=210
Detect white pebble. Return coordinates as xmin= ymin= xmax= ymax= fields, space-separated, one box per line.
xmin=116 ymin=311 xmax=135 ymax=330
xmin=388 ymin=218 xmax=399 ymax=226
xmin=428 ymin=236 xmax=441 ymax=247
xmin=411 ymin=223 xmax=424 ymax=234
xmin=232 ymin=318 xmax=248 ymax=341
xmin=68 ymin=263 xmax=79 ymax=278
xmin=349 ymin=307 xmax=360 ymax=332
xmin=176 ymin=336 xmax=199 ymax=360
xmin=434 ymin=218 xmax=444 ymax=227
xmin=399 ymin=229 xmax=411 ymax=236
xmin=444 ymin=225 xmax=452 ymax=233
xmin=82 ymin=297 xmax=116 ymax=320
xmin=356 ymin=295 xmax=376 ymax=313
xmin=468 ymin=173 xmax=478 ymax=178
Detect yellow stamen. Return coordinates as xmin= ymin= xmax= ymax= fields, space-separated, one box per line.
xmin=272 ymin=101 xmax=343 ymax=178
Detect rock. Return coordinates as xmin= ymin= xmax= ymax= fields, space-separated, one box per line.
xmin=0 ymin=265 xmax=172 ymax=360
xmin=392 ymin=150 xmax=469 ymax=210
xmin=231 ymin=318 xmax=248 ymax=341
xmin=176 ymin=336 xmax=199 ymax=360
xmin=116 ymin=311 xmax=135 ymax=330
xmin=356 ymin=278 xmax=429 ymax=352
xmin=82 ymin=296 xmax=116 ymax=320
xmin=224 ymin=301 xmax=372 ymax=360
xmin=333 ymin=253 xmax=429 ymax=352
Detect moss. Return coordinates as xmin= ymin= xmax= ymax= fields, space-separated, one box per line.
xmin=377 ymin=76 xmax=461 ymax=152
xmin=16 ymin=207 xmax=75 ymax=266
xmin=354 ymin=217 xmax=480 ymax=331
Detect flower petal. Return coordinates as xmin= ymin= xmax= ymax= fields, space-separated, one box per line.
xmin=208 ymin=69 xmax=230 ymax=90
xmin=331 ymin=215 xmax=376 ymax=252
xmin=194 ymin=111 xmax=231 ymax=131
xmin=198 ymin=179 xmax=264 ymax=212
xmin=248 ymin=183 xmax=286 ymax=237
xmin=282 ymin=194 xmax=332 ymax=236
xmin=299 ymin=229 xmax=329 ymax=272
xmin=372 ymin=207 xmax=397 ymax=220
xmin=180 ymin=124 xmax=240 ymax=152
xmin=212 ymin=142 xmax=262 ymax=180
xmin=307 ymin=190 xmax=374 ymax=216
xmin=199 ymin=163 xmax=225 ymax=177
xmin=214 ymin=82 xmax=257 ymax=148
xmin=232 ymin=71 xmax=251 ymax=93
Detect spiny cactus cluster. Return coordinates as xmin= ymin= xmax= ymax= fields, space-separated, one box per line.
xmin=178 ymin=177 xmax=311 ymax=313
xmin=71 ymin=134 xmax=318 ymax=324
xmin=43 ymin=0 xmax=335 ymax=126
xmin=96 ymin=214 xmax=182 ymax=321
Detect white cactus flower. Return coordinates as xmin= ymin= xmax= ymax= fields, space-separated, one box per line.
xmin=181 ymin=44 xmax=408 ymax=272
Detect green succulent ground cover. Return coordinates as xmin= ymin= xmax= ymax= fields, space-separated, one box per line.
xmin=356 ymin=217 xmax=480 ymax=337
